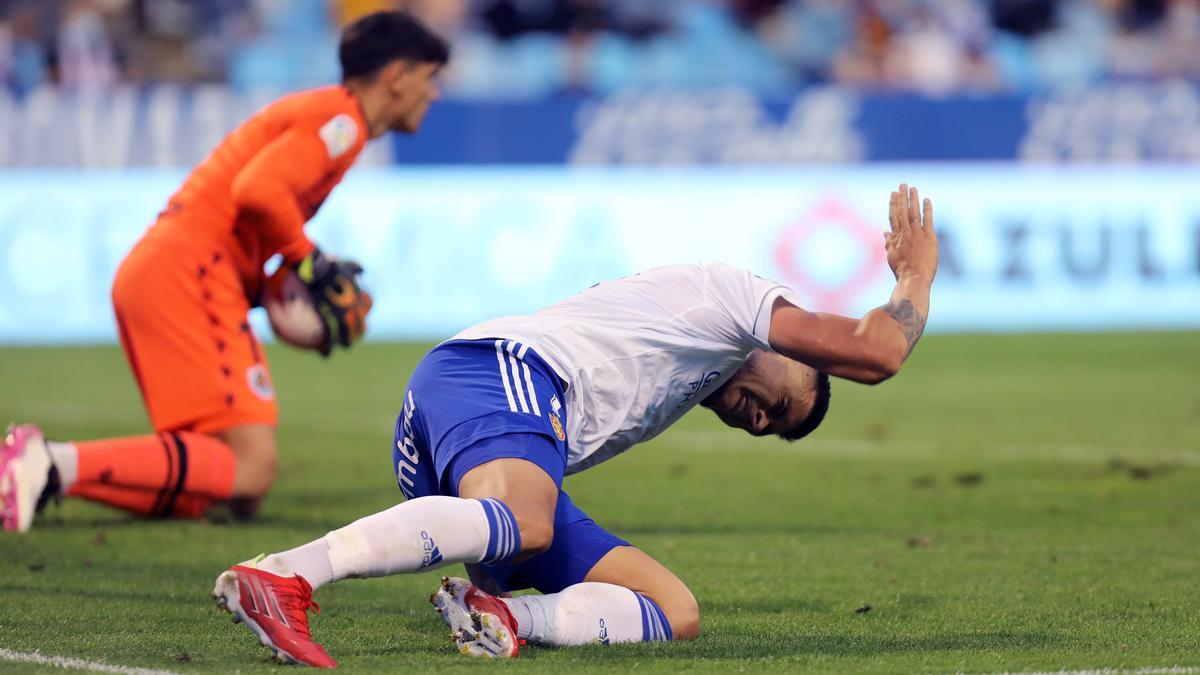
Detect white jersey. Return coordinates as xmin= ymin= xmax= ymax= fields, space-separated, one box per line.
xmin=453 ymin=263 xmax=800 ymax=474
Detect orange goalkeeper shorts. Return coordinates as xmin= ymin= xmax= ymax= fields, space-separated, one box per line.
xmin=112 ymin=230 xmax=277 ymax=434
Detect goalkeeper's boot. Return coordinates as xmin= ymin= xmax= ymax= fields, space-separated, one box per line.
xmin=212 ymin=561 xmax=337 ymax=668
xmin=1 ymin=424 xmax=53 ymax=533
xmin=430 ymin=576 xmax=521 ymax=658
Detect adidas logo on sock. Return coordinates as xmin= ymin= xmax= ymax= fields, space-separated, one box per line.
xmin=419 ymin=530 xmax=443 ymax=569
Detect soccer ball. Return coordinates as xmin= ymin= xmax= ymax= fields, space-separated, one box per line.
xmin=262 ymin=267 xmax=327 ymax=351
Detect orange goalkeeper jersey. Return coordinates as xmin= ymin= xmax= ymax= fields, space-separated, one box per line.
xmin=149 ymin=85 xmax=369 ymax=299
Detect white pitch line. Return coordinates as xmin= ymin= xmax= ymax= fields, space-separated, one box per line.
xmin=0 ymin=648 xmax=177 ymax=675
xmin=979 ymin=662 xmax=1195 ymax=667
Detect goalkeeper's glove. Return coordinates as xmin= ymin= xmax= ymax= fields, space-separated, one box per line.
xmin=295 ymin=247 xmax=373 ymax=357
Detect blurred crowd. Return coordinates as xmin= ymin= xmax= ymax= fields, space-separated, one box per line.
xmin=2 ymin=0 xmax=1198 ymax=98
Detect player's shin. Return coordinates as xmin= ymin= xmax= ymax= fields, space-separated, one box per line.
xmin=40 ymin=433 xmax=237 ymax=518
xmin=58 ymin=432 xmax=237 ymax=499
xmin=257 ymin=496 xmax=521 ymax=590
xmin=67 ymin=484 xmax=217 ymax=519
xmin=501 ymin=583 xmax=673 ymax=646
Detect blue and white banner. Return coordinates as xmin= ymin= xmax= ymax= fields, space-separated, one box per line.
xmin=0 ymin=166 xmax=1197 ymax=344
xmin=4 ymin=83 xmax=1200 ymax=166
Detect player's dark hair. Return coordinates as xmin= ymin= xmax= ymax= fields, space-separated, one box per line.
xmin=339 ymin=11 xmax=450 ymax=81
xmin=779 ymin=372 xmax=831 ymax=442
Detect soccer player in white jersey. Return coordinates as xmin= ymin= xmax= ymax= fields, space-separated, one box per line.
xmin=212 ymin=185 xmax=937 ymax=667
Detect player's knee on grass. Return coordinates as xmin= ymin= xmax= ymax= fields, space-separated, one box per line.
xmin=213 ymin=425 xmax=278 ymax=503
xmin=585 ymin=545 xmax=702 ymax=640
xmin=656 ymin=585 xmax=701 ymax=640
xmin=635 ymin=571 xmax=700 ymax=640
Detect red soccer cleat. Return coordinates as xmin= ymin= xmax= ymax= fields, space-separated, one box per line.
xmin=212 ymin=562 xmax=337 ymax=668
xmin=430 ymin=576 xmax=522 ymax=658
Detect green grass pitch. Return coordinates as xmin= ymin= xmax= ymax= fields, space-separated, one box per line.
xmin=1 ymin=332 xmax=1198 ymax=673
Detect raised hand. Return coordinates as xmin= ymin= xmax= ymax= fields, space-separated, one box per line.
xmin=885 ymin=183 xmax=938 ymax=283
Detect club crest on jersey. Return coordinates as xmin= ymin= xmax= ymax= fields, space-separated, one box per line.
xmin=246 ymin=364 xmax=275 ymax=401
xmin=550 ymin=412 xmax=566 ymax=441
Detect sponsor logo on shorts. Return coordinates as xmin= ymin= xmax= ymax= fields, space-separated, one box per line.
xmin=396 ymin=391 xmax=420 ymax=500
xmin=550 ymin=412 xmax=566 ymax=441
xmin=246 ymin=364 xmax=275 ymax=401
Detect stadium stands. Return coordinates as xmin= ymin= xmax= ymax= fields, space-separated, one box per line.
xmin=2 ymin=0 xmax=1198 ymax=98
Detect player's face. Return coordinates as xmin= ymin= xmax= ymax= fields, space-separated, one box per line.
xmin=703 ymin=351 xmax=820 ymax=437
xmin=389 ymin=61 xmax=442 ymax=134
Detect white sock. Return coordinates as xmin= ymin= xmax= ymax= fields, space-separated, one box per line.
xmin=501 ymin=583 xmax=673 ymax=646
xmin=257 ymin=496 xmax=520 ymax=591
xmin=256 ymin=539 xmax=335 ymax=588
xmin=45 ymin=441 xmax=78 ymax=490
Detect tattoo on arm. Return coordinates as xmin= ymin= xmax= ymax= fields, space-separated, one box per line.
xmin=882 ymin=299 xmax=926 ymax=353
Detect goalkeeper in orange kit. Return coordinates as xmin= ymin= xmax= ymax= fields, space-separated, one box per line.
xmin=0 ymin=11 xmax=449 ymax=532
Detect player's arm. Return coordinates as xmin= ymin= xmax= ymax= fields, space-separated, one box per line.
xmin=768 ymin=184 xmax=937 ymax=384
xmin=230 ymin=126 xmax=334 ymax=263
xmin=232 ymin=125 xmax=371 ymax=352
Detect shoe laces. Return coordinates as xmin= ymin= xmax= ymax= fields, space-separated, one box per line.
xmin=291 ymin=575 xmax=320 ymax=613
xmin=276 ymin=576 xmax=321 ymax=637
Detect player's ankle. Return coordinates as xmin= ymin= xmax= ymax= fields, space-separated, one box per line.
xmin=44 ymin=440 xmax=78 ymax=492
xmin=251 ymin=553 xmax=301 ymax=579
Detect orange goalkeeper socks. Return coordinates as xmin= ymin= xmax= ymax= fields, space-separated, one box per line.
xmin=66 ymin=483 xmax=215 ymax=519
xmin=55 ymin=432 xmax=237 ymax=517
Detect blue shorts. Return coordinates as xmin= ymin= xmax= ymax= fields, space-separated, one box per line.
xmin=393 ymin=339 xmax=628 ymax=593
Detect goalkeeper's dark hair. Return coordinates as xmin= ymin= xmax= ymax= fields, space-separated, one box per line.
xmin=779 ymin=372 xmax=831 ymax=442
xmin=339 ymin=10 xmax=450 ymax=82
